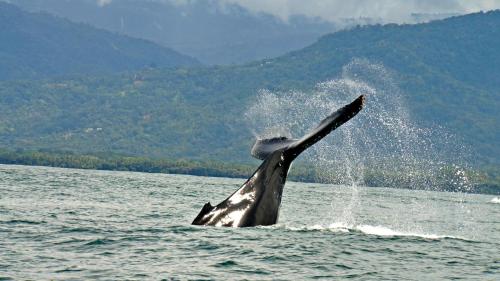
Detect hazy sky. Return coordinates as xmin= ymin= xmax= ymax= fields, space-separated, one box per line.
xmin=99 ymin=0 xmax=500 ymax=23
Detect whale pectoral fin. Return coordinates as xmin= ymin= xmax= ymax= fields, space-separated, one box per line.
xmin=251 ymin=136 xmax=298 ymax=160
xmin=288 ymin=95 xmax=365 ymax=157
xmin=192 ymin=202 xmax=214 ymax=225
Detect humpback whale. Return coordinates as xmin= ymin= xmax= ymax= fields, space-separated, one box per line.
xmin=192 ymin=95 xmax=365 ymax=227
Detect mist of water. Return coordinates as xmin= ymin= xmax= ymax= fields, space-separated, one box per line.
xmin=245 ymin=59 xmax=475 ymax=235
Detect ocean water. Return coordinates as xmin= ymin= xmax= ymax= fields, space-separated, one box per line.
xmin=0 ymin=164 xmax=498 ymax=280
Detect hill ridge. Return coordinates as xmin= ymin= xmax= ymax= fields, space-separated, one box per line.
xmin=0 ymin=1 xmax=199 ymax=81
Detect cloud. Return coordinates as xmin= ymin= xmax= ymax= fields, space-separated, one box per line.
xmin=97 ymin=0 xmax=112 ymax=7
xmin=214 ymin=0 xmax=500 ymax=23
xmin=98 ymin=0 xmax=500 ymax=23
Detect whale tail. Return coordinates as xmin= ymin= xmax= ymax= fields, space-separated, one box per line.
xmin=251 ymin=95 xmax=365 ymax=160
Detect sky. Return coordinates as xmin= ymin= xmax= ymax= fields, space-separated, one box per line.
xmin=98 ymin=0 xmax=500 ymax=23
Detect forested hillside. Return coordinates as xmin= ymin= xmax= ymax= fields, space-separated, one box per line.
xmin=0 ymin=11 xmax=498 ymax=166
xmin=0 ymin=2 xmax=199 ymax=81
xmin=8 ymin=0 xmax=338 ymax=65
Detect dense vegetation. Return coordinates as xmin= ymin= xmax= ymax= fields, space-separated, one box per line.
xmin=1 ymin=11 xmax=498 ymax=165
xmin=0 ymin=2 xmax=199 ymax=81
xmin=0 ymin=149 xmax=253 ymax=179
xmin=0 ymin=149 xmax=497 ymax=194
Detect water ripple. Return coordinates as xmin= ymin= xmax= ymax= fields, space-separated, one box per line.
xmin=0 ymin=165 xmax=497 ymax=280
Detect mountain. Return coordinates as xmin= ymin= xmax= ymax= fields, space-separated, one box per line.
xmin=0 ymin=11 xmax=499 ymax=167
xmin=7 ymin=0 xmax=338 ymax=65
xmin=0 ymin=2 xmax=199 ymax=81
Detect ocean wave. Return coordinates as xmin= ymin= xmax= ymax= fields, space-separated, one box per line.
xmin=278 ymin=223 xmax=350 ymax=233
xmin=353 ymin=225 xmax=461 ymax=240
xmin=491 ymin=197 xmax=500 ymax=204
xmin=279 ymin=223 xmax=467 ymax=240
xmin=1 ymin=219 xmax=46 ymax=225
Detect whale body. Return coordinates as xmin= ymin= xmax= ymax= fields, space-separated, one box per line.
xmin=192 ymin=95 xmax=365 ymax=227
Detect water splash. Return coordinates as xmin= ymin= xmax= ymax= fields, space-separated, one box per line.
xmin=246 ymin=59 xmax=472 ymax=190
xmin=277 ymin=223 xmax=470 ymax=241
xmin=245 ymin=59 xmax=474 ymax=234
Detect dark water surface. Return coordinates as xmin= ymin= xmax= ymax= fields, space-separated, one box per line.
xmin=0 ymin=164 xmax=498 ymax=280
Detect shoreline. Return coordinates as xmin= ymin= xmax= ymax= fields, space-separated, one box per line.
xmin=0 ymin=149 xmax=498 ymax=195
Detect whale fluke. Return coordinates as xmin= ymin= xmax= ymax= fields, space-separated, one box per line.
xmin=251 ymin=95 xmax=365 ymax=160
xmin=287 ymin=95 xmax=364 ymax=159
xmin=251 ymin=137 xmax=298 ymax=160
xmin=192 ymin=95 xmax=365 ymax=227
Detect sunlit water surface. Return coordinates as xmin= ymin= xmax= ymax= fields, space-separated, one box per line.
xmin=0 ymin=165 xmax=498 ymax=280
